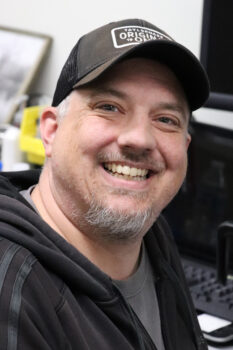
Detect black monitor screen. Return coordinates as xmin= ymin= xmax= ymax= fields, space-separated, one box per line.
xmin=163 ymin=120 xmax=233 ymax=269
xmin=201 ymin=0 xmax=233 ymax=110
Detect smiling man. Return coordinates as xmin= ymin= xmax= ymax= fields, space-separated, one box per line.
xmin=0 ymin=19 xmax=209 ymax=350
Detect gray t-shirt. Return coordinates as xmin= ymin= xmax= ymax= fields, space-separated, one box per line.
xmin=20 ymin=185 xmax=37 ymax=211
xmin=114 ymin=244 xmax=165 ymax=350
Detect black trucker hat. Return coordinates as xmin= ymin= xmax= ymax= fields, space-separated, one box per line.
xmin=52 ymin=18 xmax=209 ymax=111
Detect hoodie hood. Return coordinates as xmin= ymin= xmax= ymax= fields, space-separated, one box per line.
xmin=0 ymin=170 xmax=115 ymax=301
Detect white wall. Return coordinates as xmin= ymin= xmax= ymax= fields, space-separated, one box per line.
xmin=2 ymin=0 xmax=233 ymax=129
xmin=0 ymin=0 xmax=204 ymax=98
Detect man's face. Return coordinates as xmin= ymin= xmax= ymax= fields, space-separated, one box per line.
xmin=47 ymin=58 xmax=191 ymax=241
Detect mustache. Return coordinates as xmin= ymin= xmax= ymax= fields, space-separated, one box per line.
xmin=97 ymin=150 xmax=165 ymax=173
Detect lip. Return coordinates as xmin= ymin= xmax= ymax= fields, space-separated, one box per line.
xmin=99 ymin=163 xmax=154 ymax=191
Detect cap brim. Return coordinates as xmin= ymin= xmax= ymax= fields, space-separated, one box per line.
xmin=74 ymin=40 xmax=209 ymax=111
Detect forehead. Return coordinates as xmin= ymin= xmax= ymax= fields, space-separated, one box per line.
xmin=78 ymin=57 xmax=189 ymax=112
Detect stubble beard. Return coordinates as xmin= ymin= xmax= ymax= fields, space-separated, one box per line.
xmin=77 ymin=190 xmax=158 ymax=244
xmin=70 ymin=150 xmax=166 ymax=243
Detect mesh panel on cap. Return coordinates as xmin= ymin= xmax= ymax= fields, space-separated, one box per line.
xmin=52 ymin=40 xmax=81 ymax=106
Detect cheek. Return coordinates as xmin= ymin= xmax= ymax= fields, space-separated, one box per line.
xmin=49 ymin=124 xmax=78 ymax=170
xmin=77 ymin=120 xmax=117 ymax=155
xmin=161 ymin=137 xmax=189 ymax=172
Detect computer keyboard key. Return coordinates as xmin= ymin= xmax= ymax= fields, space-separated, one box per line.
xmin=182 ymin=258 xmax=233 ymax=321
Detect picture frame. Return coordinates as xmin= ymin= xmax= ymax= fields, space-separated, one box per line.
xmin=0 ymin=26 xmax=52 ymax=125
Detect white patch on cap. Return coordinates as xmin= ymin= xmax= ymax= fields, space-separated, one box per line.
xmin=111 ymin=25 xmax=172 ymax=48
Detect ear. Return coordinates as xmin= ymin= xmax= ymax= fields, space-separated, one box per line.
xmin=186 ymin=133 xmax=191 ymax=150
xmin=40 ymin=107 xmax=58 ymax=158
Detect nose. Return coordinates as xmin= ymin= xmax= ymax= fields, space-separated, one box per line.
xmin=117 ymin=117 xmax=156 ymax=154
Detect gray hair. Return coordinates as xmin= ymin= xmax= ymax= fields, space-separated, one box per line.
xmin=56 ymin=94 xmax=71 ymax=120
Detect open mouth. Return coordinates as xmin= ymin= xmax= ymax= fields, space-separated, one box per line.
xmin=103 ymin=162 xmax=151 ymax=181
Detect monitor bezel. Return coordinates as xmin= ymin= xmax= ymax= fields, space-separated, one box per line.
xmin=200 ymin=0 xmax=233 ymax=111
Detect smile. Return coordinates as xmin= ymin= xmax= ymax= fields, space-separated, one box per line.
xmin=104 ymin=163 xmax=149 ymax=181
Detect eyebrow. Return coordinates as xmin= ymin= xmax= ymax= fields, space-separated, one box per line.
xmin=88 ymin=86 xmax=128 ymax=100
xmin=156 ymin=102 xmax=189 ymax=120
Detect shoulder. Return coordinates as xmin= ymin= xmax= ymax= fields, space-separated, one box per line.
xmin=0 ymin=237 xmax=63 ymax=305
xmin=0 ymin=238 xmax=37 ymax=291
xmin=0 ymin=238 xmax=66 ymax=349
xmin=0 ymin=237 xmax=66 ymax=313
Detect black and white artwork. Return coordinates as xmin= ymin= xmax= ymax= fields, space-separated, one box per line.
xmin=0 ymin=27 xmax=51 ymax=124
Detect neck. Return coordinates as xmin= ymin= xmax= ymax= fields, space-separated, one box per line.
xmin=32 ymin=167 xmax=143 ymax=280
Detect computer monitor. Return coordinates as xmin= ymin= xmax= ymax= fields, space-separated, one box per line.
xmin=163 ymin=120 xmax=233 ymax=270
xmin=200 ymin=0 xmax=233 ymax=111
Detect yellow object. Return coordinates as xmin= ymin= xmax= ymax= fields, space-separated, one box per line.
xmin=20 ymin=106 xmax=45 ymax=165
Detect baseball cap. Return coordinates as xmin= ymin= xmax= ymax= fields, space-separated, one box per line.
xmin=52 ymin=18 xmax=209 ymax=111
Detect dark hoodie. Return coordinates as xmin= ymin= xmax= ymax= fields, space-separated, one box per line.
xmin=0 ymin=170 xmax=207 ymax=350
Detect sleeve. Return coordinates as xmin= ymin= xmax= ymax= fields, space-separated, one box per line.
xmin=0 ymin=238 xmax=67 ymax=350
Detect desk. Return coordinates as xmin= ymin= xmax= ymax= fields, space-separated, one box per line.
xmin=198 ymin=314 xmax=233 ymax=350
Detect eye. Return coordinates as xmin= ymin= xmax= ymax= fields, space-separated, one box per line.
xmin=98 ymin=104 xmax=119 ymax=112
xmin=158 ymin=116 xmax=178 ymax=126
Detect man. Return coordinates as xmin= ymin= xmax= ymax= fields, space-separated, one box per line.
xmin=0 ymin=19 xmax=209 ymax=349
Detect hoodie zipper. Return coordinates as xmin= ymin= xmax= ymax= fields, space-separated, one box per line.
xmin=131 ymin=308 xmax=158 ymax=350
xmin=156 ymin=261 xmax=207 ymax=350
xmin=112 ymin=283 xmax=158 ymax=350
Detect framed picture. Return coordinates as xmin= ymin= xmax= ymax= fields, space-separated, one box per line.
xmin=0 ymin=26 xmax=52 ymax=124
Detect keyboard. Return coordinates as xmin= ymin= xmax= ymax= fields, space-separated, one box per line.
xmin=182 ymin=258 xmax=233 ymax=321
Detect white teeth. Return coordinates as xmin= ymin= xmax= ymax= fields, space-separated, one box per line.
xmin=104 ymin=163 xmax=148 ymax=178
xmin=141 ymin=169 xmax=147 ymax=176
xmin=122 ymin=165 xmax=130 ymax=175
xmin=130 ymin=167 xmax=137 ymax=176
xmin=116 ymin=165 xmax=123 ymax=174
